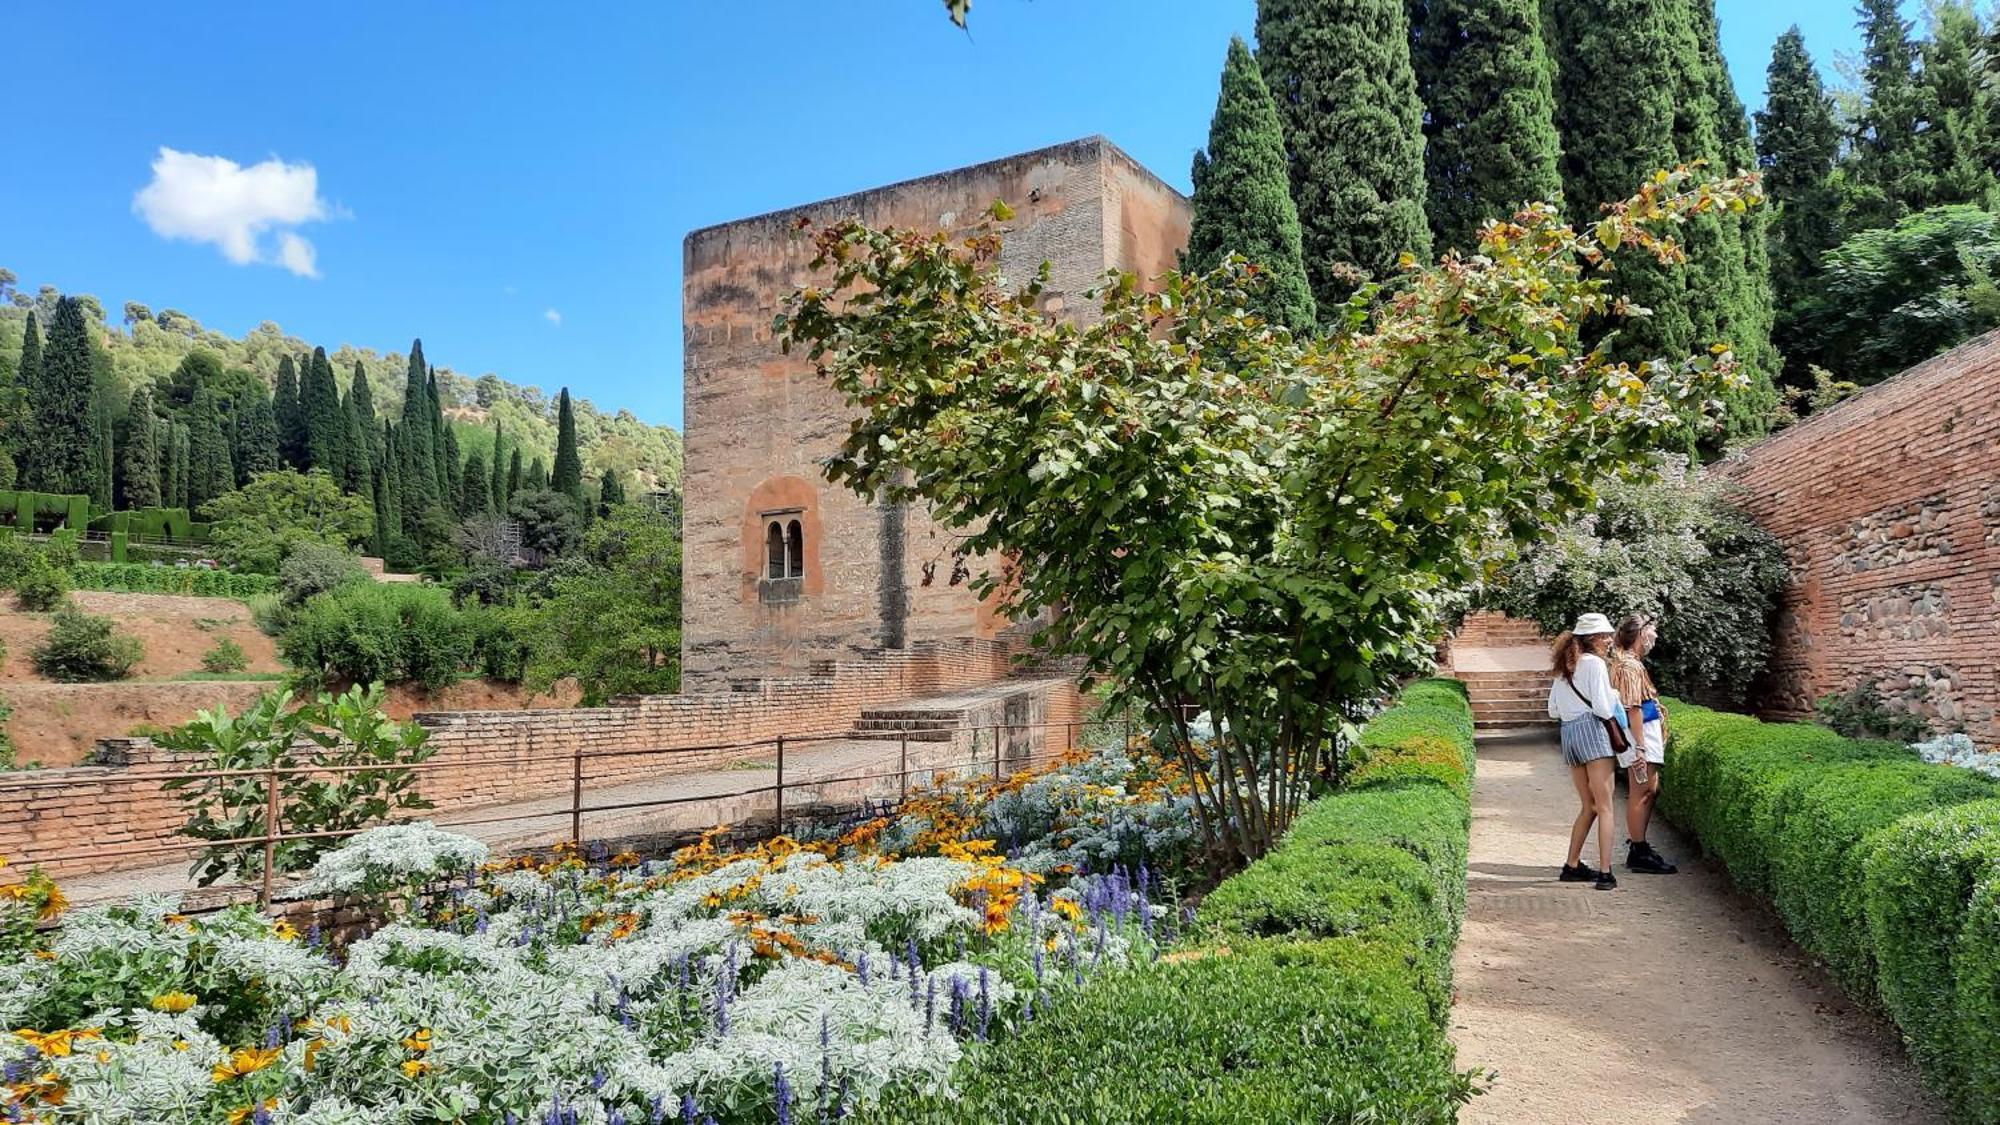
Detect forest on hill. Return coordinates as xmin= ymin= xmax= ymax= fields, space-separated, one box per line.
xmin=0 ymin=273 xmax=682 ymax=495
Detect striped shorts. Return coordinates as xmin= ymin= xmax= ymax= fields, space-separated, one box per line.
xmin=1559 ymin=713 xmax=1615 ymax=768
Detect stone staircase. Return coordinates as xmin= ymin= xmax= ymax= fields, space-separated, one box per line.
xmin=1451 ymin=612 xmax=1557 ymax=739
xmin=848 ymin=706 xmax=963 ymax=743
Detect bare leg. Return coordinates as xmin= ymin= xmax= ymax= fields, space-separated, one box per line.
xmin=1587 ymin=758 xmax=1618 ymax=872
xmin=1566 ymin=763 xmax=1596 ymax=867
xmin=1626 ymin=766 xmax=1660 ymax=843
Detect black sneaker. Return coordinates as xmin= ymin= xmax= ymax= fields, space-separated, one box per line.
xmin=1559 ymin=862 xmax=1599 ymax=882
xmin=1594 ymin=870 xmax=1618 ymax=891
xmin=1627 ymin=841 xmax=1679 ymax=875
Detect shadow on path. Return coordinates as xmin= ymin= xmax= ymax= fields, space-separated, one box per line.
xmin=1450 ymin=736 xmax=1941 ymax=1124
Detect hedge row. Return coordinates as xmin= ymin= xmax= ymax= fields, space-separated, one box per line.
xmin=1662 ymin=702 xmax=2000 ymax=1121
xmin=69 ymin=561 xmax=277 ymax=599
xmin=868 ymin=679 xmax=1481 ymax=1123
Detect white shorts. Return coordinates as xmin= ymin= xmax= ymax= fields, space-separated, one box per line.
xmin=1617 ymin=718 xmax=1665 ymax=768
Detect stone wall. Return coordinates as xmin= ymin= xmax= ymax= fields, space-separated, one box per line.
xmin=1721 ymin=330 xmax=2000 ymax=741
xmin=0 ymin=636 xmax=1092 ymax=880
xmin=679 ymin=136 xmax=1190 ymax=690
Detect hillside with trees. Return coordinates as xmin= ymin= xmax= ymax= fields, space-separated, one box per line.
xmin=0 ymin=274 xmax=681 ymax=506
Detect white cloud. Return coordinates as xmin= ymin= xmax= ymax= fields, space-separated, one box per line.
xmin=543 ymin=308 xmax=562 ymax=327
xmin=132 ymin=147 xmax=333 ymax=277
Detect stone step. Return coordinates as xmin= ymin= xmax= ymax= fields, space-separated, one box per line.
xmin=843 ymin=728 xmax=959 ymax=743
xmin=1465 ymin=688 xmax=1547 ymax=706
xmin=854 ymin=716 xmax=963 ymax=732
xmin=858 ymin=708 xmax=968 ymax=723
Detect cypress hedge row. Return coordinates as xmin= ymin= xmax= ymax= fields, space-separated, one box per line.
xmin=69 ymin=561 xmax=277 ymax=599
xmin=1662 ymin=702 xmax=2000 ymax=1121
xmin=870 ymin=678 xmax=1482 ymax=1123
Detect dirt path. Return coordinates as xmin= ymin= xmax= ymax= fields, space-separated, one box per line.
xmin=1450 ymin=734 xmax=1942 ymax=1124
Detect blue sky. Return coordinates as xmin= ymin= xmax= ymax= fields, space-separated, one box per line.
xmin=1 ymin=2 xmax=1895 ymax=430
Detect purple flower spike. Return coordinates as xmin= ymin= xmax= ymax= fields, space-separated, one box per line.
xmin=774 ymin=1062 xmax=794 ymax=1125
xmin=680 ymin=1092 xmax=699 ymax=1125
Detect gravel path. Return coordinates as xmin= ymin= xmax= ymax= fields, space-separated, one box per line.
xmin=1450 ymin=734 xmax=1942 ymax=1124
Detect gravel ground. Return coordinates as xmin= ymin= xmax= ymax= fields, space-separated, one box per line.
xmin=1450 ymin=734 xmax=1943 ymax=1124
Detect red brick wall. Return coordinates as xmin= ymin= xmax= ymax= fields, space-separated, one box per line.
xmin=0 ymin=637 xmax=1087 ymax=880
xmin=1720 ymin=330 xmax=2000 ymax=741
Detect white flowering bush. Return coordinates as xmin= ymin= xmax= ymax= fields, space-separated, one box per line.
xmin=1 ymin=819 xmax=1172 ymax=1122
xmin=286 ymin=822 xmax=490 ymax=902
xmin=1911 ymin=732 xmax=2000 ymax=779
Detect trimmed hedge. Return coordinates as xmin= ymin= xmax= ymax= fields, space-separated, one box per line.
xmin=1663 ymin=702 xmax=2000 ymax=1121
xmin=869 ymin=678 xmax=1480 ymax=1122
xmin=70 ymin=561 xmax=277 ymax=599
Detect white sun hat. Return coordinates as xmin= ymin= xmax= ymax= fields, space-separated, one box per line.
xmin=1571 ymin=612 xmax=1615 ymax=636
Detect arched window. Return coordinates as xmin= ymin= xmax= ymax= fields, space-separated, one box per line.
xmin=786 ymin=519 xmax=804 ymax=579
xmin=766 ymin=522 xmax=786 ymax=579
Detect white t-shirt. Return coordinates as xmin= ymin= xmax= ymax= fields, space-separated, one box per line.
xmin=1548 ymin=652 xmax=1621 ymax=722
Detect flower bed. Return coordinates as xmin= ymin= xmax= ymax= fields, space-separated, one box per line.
xmin=1661 ymin=702 xmax=2000 ymax=1121
xmin=1 ymin=738 xmax=1189 ymax=1123
xmin=865 ymin=678 xmax=1484 ymax=1123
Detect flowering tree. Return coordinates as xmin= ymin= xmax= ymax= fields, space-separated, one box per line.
xmin=779 ymin=170 xmax=1760 ymax=866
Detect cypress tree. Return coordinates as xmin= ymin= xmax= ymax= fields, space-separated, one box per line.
xmin=1407 ymin=0 xmax=1564 ymax=252
xmin=443 ymin=425 xmax=464 ymax=514
xmin=119 ymin=388 xmax=161 ymax=508
xmin=11 ymin=314 xmax=40 ymax=486
xmin=1758 ymin=27 xmax=1845 ymax=381
xmin=427 ymin=368 xmax=449 ymax=499
xmin=341 ymin=369 xmax=373 ymax=496
xmin=167 ymin=421 xmax=191 ymax=510
xmin=528 ymin=456 xmax=548 ymax=492
xmin=507 ymin=448 xmax=523 ymax=499
xmin=1185 ymin=36 xmax=1317 ymax=330
xmin=349 ymin=361 xmax=380 ymax=464
xmin=92 ymin=391 xmax=114 ymax=510
xmin=1545 ymin=0 xmax=1776 ymax=445
xmin=461 ymin=450 xmax=491 ymax=517
xmin=599 ymin=468 xmax=625 ymax=508
xmin=550 ymin=387 xmax=585 ymax=501
xmin=25 ymin=297 xmax=101 ymax=495
xmin=489 ymin=420 xmax=508 ymax=510
xmin=1850 ymin=0 xmax=1931 ymax=223
xmin=376 ymin=421 xmax=401 ymax=555
xmin=186 ymin=382 xmax=235 ymax=510
xmin=234 ymin=384 xmax=281 ymax=483
xmin=396 ymin=342 xmax=443 ymax=535
xmin=273 ymin=355 xmax=306 ymax=469
xmin=1919 ymin=2 xmax=1998 ymax=209
xmin=1256 ymin=0 xmax=1432 ymax=308
xmin=300 ymin=347 xmax=347 ymax=481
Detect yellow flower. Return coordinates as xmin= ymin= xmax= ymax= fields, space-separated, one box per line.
xmin=400 ymin=1059 xmax=431 ymax=1078
xmin=400 ymin=1028 xmax=432 ymax=1053
xmin=150 ymin=992 xmax=198 ymax=1013
xmin=324 ymin=1013 xmax=353 ymax=1035
xmin=1049 ymin=898 xmax=1083 ymax=923
xmin=227 ymin=1100 xmax=278 ymax=1125
xmin=211 ymin=1046 xmax=282 ymax=1083
xmin=270 ymin=920 xmax=300 ymax=941
xmin=13 ymin=1028 xmax=99 ymax=1058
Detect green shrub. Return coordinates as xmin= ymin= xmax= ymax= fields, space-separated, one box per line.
xmin=1863 ymin=801 xmax=2000 ymax=1112
xmin=277 ymin=542 xmax=367 ymax=606
xmin=1956 ymin=876 xmax=2000 ymax=1121
xmin=867 ymin=934 xmax=1480 ymax=1124
xmin=13 ymin=552 xmax=72 ymax=611
xmin=69 ymin=561 xmax=278 ymax=599
xmin=0 ymin=534 xmax=36 ymax=586
xmin=281 ymin=582 xmax=471 ymax=692
xmin=1765 ymin=762 xmax=1997 ymax=994
xmin=199 ymin=637 xmax=248 ymax=674
xmin=31 ymin=606 xmax=143 ymax=682
xmin=868 ymin=677 xmax=1482 ymax=1122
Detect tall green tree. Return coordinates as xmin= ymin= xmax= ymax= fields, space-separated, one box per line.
xmin=1850 ymin=0 xmax=1932 ymax=223
xmin=233 ymin=384 xmax=281 ymax=483
xmin=507 ymin=448 xmax=524 ymax=499
xmin=186 ymin=382 xmax=235 ymax=510
xmin=443 ymin=425 xmax=464 ymax=514
xmin=1406 ymin=0 xmax=1563 ymax=252
xmin=461 ymin=449 xmax=491 ymax=518
xmin=300 ymin=347 xmax=347 ymax=482
xmin=396 ymin=341 xmax=444 ymax=537
xmin=550 ymin=387 xmax=585 ymax=502
xmin=1255 ymin=0 xmax=1432 ymax=309
xmin=6 ymin=313 xmax=40 ymax=487
xmin=1758 ymin=26 xmax=1845 ymax=383
xmin=427 ymin=367 xmax=449 ymax=499
xmin=489 ymin=420 xmax=508 ymax=510
xmin=92 ymin=390 xmax=114 ymax=510
xmin=1545 ymin=0 xmax=1776 ymax=445
xmin=273 ymin=355 xmax=306 ymax=470
xmin=528 ymin=456 xmax=548 ymax=492
xmin=348 ymin=362 xmax=380 ymax=465
xmin=1918 ymin=2 xmax=1998 ymax=209
xmin=24 ymin=297 xmax=101 ymax=495
xmin=1185 ymin=36 xmax=1316 ymax=330
xmin=119 ymin=388 xmax=161 ymax=508
xmin=599 ymin=467 xmax=626 ymax=508
xmin=375 ymin=421 xmax=401 ymax=557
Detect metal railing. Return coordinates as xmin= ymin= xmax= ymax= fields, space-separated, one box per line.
xmin=4 ymin=716 xmax=1133 ymax=909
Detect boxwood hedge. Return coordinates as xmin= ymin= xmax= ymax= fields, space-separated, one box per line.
xmin=1663 ymin=702 xmax=2000 ymax=1121
xmin=868 ymin=678 xmax=1481 ymax=1122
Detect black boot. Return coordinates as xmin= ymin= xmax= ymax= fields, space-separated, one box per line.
xmin=1559 ymin=861 xmax=1599 ymax=882
xmin=1627 ymin=840 xmax=1679 ymax=875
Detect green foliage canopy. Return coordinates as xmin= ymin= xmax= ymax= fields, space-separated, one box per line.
xmin=201 ymin=469 xmax=375 ymax=574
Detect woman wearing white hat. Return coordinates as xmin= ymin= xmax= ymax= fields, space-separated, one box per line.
xmin=1547 ymin=612 xmax=1624 ymax=890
